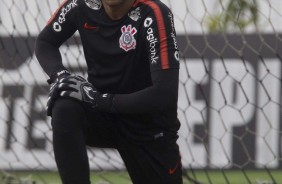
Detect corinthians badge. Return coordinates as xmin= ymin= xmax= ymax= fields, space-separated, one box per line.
xmin=119 ymin=25 xmax=137 ymax=52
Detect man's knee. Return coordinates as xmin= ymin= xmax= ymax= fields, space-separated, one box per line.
xmin=51 ymin=98 xmax=85 ymax=132
xmin=53 ymin=98 xmax=83 ymax=114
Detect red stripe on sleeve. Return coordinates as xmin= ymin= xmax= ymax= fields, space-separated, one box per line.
xmin=143 ymin=1 xmax=169 ymax=69
xmin=47 ymin=0 xmax=68 ymax=25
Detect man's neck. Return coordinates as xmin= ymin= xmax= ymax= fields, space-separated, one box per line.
xmin=102 ymin=0 xmax=136 ymax=20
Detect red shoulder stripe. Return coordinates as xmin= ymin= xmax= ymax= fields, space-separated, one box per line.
xmin=143 ymin=1 xmax=169 ymax=69
xmin=47 ymin=0 xmax=68 ymax=25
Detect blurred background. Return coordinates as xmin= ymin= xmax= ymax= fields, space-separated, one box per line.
xmin=0 ymin=0 xmax=282 ymax=183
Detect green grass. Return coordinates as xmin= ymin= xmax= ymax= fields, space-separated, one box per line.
xmin=1 ymin=170 xmax=281 ymax=184
xmin=184 ymin=170 xmax=282 ymax=184
xmin=0 ymin=171 xmax=132 ymax=184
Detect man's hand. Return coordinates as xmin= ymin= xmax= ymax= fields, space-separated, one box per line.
xmin=46 ymin=70 xmax=71 ymax=116
xmin=56 ymin=75 xmax=99 ymax=109
xmin=47 ymin=73 xmax=114 ymax=116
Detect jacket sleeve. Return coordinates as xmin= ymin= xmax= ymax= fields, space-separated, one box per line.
xmin=110 ymin=2 xmax=180 ymax=113
xmin=112 ymin=69 xmax=179 ymax=113
xmin=35 ymin=0 xmax=79 ymax=82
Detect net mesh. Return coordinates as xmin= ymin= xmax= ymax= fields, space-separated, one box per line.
xmin=0 ymin=0 xmax=282 ymax=183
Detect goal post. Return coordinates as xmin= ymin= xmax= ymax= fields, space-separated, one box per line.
xmin=0 ymin=0 xmax=282 ymax=183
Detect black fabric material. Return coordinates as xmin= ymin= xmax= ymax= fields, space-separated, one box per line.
xmin=51 ymin=98 xmax=91 ymax=184
xmin=51 ymin=98 xmax=182 ymax=184
xmin=113 ymin=69 xmax=179 ymax=113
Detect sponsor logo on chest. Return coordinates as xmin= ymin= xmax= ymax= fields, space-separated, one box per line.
xmin=168 ymin=13 xmax=180 ymax=61
xmin=119 ymin=25 xmax=137 ymax=52
xmin=144 ymin=17 xmax=159 ymax=64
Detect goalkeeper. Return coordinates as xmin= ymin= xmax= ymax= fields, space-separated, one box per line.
xmin=35 ymin=0 xmax=182 ymax=183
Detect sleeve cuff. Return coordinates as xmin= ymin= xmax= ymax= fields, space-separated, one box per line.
xmin=97 ymin=94 xmax=116 ymax=112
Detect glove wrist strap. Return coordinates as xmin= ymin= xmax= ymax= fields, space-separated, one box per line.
xmin=97 ymin=94 xmax=115 ymax=112
xmin=47 ymin=69 xmax=70 ymax=84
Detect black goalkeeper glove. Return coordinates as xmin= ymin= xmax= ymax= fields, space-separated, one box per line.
xmin=56 ymin=75 xmax=115 ymax=112
xmin=46 ymin=70 xmax=70 ymax=116
xmin=56 ymin=75 xmax=99 ymax=109
xmin=47 ymin=73 xmax=115 ymax=116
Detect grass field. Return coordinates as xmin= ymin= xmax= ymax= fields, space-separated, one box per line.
xmin=1 ymin=170 xmax=281 ymax=184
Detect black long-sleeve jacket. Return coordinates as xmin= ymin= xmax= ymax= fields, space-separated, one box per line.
xmin=35 ymin=0 xmax=180 ymax=139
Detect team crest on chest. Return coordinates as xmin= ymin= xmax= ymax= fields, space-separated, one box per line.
xmin=119 ymin=25 xmax=137 ymax=52
xmin=85 ymin=0 xmax=101 ymax=10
